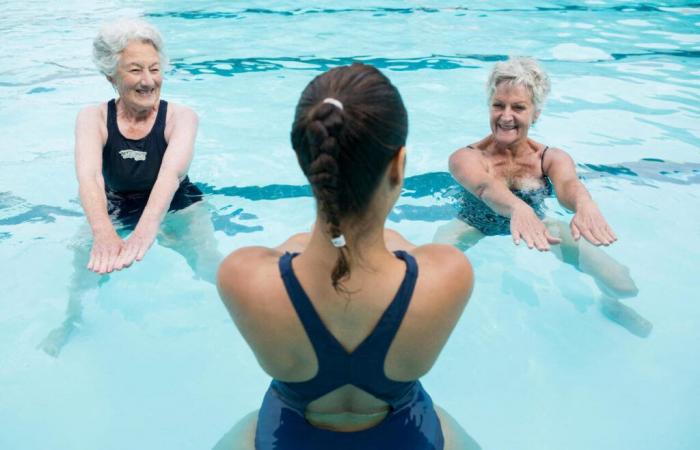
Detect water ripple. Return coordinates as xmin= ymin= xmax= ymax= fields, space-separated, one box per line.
xmin=170 ymin=51 xmax=700 ymax=78
xmin=146 ymin=4 xmax=700 ymax=20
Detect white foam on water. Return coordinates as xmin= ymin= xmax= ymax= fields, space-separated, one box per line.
xmin=618 ymin=19 xmax=653 ymax=27
xmin=551 ymin=43 xmax=613 ymax=62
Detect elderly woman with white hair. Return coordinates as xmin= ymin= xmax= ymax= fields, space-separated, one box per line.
xmin=77 ymin=17 xmax=211 ymax=273
xmin=40 ymin=18 xmax=220 ymax=355
xmin=435 ymin=56 xmax=640 ymax=303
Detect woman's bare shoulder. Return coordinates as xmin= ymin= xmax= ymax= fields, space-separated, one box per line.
xmin=76 ymin=102 xmax=108 ymax=124
xmin=217 ymin=246 xmax=283 ymax=306
xmin=411 ymin=244 xmax=473 ymax=304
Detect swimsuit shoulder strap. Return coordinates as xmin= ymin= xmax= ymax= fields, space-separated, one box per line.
xmin=277 ymin=251 xmax=419 ymax=360
xmin=540 ymin=145 xmax=550 ymax=178
xmin=277 ymin=252 xmax=346 ymax=356
xmin=104 ymin=99 xmax=120 ymax=154
xmin=353 ymin=251 xmax=419 ymax=358
xmin=154 ymin=100 xmax=168 ymax=142
xmin=106 ymin=99 xmax=118 ymax=136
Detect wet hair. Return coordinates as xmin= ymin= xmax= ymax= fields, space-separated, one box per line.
xmin=486 ymin=56 xmax=551 ymax=113
xmin=92 ymin=18 xmax=168 ymax=79
xmin=291 ymin=63 xmax=408 ymax=291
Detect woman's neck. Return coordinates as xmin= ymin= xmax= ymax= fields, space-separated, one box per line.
xmin=302 ymin=217 xmax=393 ymax=267
xmin=116 ymin=98 xmax=157 ymax=123
xmin=487 ymin=135 xmax=535 ymax=158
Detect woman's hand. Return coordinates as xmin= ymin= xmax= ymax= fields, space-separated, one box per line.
xmin=88 ymin=230 xmax=124 ymax=274
xmin=570 ymin=200 xmax=617 ymax=246
xmin=510 ymin=204 xmax=561 ymax=251
xmin=114 ymin=223 xmax=159 ymax=270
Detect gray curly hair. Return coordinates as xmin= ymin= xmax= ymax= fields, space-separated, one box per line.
xmin=486 ymin=56 xmax=550 ymax=113
xmin=92 ymin=18 xmax=168 ymax=79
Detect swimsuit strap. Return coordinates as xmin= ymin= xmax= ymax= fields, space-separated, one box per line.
xmin=277 ymin=251 xmax=418 ymax=359
xmin=278 ymin=252 xmax=340 ymax=357
xmin=351 ymin=250 xmax=418 ymax=358
xmin=153 ymin=100 xmax=167 ymax=143
xmin=540 ymin=145 xmax=550 ymax=178
xmin=106 ymin=99 xmax=167 ymax=142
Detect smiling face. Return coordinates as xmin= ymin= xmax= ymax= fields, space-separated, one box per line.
xmin=489 ymin=82 xmax=539 ymax=147
xmin=111 ymin=40 xmax=162 ymax=112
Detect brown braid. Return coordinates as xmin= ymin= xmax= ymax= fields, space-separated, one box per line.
xmin=291 ymin=64 xmax=408 ymax=293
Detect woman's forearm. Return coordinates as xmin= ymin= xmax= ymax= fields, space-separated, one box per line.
xmin=134 ymin=170 xmax=181 ymax=233
xmin=557 ymin=179 xmax=593 ymax=212
xmin=480 ymin=182 xmax=532 ymax=218
xmin=79 ymin=176 xmax=115 ymax=237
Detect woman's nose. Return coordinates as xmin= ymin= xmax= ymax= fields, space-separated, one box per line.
xmin=140 ymin=71 xmax=153 ymax=85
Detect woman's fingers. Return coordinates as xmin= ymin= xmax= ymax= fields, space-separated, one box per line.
xmin=580 ymin=227 xmax=601 ymax=246
xmin=96 ymin=250 xmax=109 ymax=274
xmin=87 ymin=249 xmax=97 ymax=271
xmin=122 ymin=244 xmax=139 ymax=268
xmin=545 ymin=230 xmax=562 ymax=245
xmin=135 ymin=242 xmax=148 ymax=261
xmin=570 ymin=222 xmax=581 ymax=241
xmin=105 ymin=248 xmax=120 ymax=272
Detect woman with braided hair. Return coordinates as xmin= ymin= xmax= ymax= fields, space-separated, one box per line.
xmin=216 ymin=63 xmax=477 ymax=449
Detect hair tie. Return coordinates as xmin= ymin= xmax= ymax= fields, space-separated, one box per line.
xmin=331 ymin=234 xmax=346 ymax=248
xmin=323 ymin=97 xmax=344 ymax=110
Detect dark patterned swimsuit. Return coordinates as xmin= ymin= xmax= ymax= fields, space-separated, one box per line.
xmin=102 ymin=99 xmax=202 ymax=229
xmin=458 ymin=145 xmax=553 ymax=236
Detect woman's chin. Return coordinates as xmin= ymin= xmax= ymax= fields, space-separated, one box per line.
xmin=492 ymin=134 xmax=520 ymax=147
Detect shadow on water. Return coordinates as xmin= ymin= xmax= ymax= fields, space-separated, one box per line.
xmin=2 ymin=159 xmax=698 ymax=232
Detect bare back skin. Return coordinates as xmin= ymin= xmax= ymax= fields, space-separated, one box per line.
xmin=219 ymin=233 xmax=473 ymax=429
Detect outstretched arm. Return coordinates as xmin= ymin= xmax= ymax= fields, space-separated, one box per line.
xmin=545 ymin=148 xmax=617 ymax=246
xmin=75 ymin=105 xmax=124 ymax=274
xmin=115 ymin=105 xmax=199 ymax=269
xmin=449 ymin=148 xmax=560 ymax=251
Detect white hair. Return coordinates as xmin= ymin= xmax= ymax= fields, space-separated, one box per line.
xmin=92 ymin=18 xmax=168 ymax=78
xmin=486 ymin=56 xmax=550 ymax=113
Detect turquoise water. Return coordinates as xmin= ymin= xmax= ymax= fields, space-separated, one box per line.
xmin=1 ymin=1 xmax=699 ymax=449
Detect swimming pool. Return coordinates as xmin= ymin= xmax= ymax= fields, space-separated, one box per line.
xmin=1 ymin=1 xmax=699 ymax=449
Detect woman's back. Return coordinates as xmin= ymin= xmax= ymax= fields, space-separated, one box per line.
xmin=218 ymin=239 xmax=472 ymax=425
xmin=217 ymin=63 xmax=474 ymax=450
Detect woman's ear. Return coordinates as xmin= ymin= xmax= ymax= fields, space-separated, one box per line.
xmin=388 ymin=147 xmax=406 ymax=186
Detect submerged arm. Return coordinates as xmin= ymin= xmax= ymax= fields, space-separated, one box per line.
xmin=75 ymin=105 xmax=123 ymax=274
xmin=545 ymin=148 xmax=617 ymax=245
xmin=115 ymin=105 xmax=199 ymax=268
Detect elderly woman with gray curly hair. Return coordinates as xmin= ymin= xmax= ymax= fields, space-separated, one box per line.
xmin=77 ymin=18 xmax=208 ymax=274
xmin=435 ymin=56 xmax=640 ymax=303
xmin=40 ymin=18 xmax=220 ymax=356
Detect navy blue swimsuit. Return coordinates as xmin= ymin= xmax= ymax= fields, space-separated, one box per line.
xmin=458 ymin=145 xmax=553 ymax=235
xmin=255 ymin=251 xmax=444 ymax=450
xmin=103 ymin=99 xmax=202 ymax=229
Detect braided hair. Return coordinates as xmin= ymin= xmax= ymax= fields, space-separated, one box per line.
xmin=291 ymin=63 xmax=408 ymax=292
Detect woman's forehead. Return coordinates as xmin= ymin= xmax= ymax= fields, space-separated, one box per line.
xmin=493 ymin=82 xmax=532 ymax=102
xmin=119 ymin=41 xmax=159 ymax=65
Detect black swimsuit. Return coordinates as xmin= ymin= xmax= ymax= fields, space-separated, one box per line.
xmin=103 ymin=99 xmax=202 ymax=229
xmin=458 ymin=145 xmax=553 ymax=236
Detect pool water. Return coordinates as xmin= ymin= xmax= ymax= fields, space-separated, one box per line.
xmin=1 ymin=1 xmax=699 ymax=449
